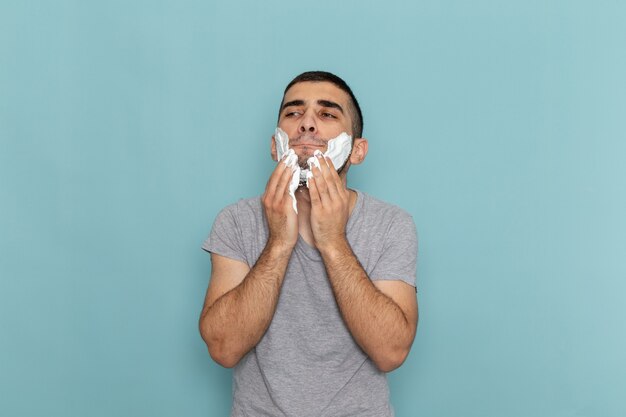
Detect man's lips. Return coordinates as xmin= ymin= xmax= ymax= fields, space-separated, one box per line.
xmin=291 ymin=143 xmax=325 ymax=148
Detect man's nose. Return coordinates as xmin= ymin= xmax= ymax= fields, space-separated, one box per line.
xmin=298 ymin=113 xmax=316 ymax=133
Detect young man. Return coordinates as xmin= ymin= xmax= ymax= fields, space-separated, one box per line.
xmin=199 ymin=71 xmax=418 ymax=416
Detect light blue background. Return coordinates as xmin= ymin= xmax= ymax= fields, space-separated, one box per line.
xmin=1 ymin=1 xmax=625 ymax=416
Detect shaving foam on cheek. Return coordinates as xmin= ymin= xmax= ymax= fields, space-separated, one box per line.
xmin=274 ymin=128 xmax=290 ymax=160
xmin=305 ymin=132 xmax=352 ymax=183
xmin=275 ymin=128 xmax=301 ymax=213
xmin=282 ymin=150 xmax=301 ymax=214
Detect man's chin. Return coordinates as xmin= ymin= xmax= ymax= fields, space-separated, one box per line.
xmin=297 ymin=155 xmax=312 ymax=169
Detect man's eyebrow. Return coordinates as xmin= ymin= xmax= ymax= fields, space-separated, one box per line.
xmin=317 ymin=100 xmax=344 ymax=114
xmin=281 ymin=99 xmax=345 ymax=114
xmin=281 ymin=100 xmax=305 ymax=110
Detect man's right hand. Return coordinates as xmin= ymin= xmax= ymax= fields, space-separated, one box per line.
xmin=262 ymin=158 xmax=299 ymax=250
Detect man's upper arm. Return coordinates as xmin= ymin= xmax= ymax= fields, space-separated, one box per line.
xmin=202 ymin=253 xmax=250 ymax=312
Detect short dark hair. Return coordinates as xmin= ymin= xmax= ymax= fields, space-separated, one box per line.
xmin=278 ymin=71 xmax=364 ymax=138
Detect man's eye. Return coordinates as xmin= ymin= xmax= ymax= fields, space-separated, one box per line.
xmin=285 ymin=111 xmax=301 ymax=117
xmin=321 ymin=112 xmax=336 ymax=119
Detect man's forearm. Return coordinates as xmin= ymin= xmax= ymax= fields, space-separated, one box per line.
xmin=319 ymin=239 xmax=414 ymax=372
xmin=200 ymin=240 xmax=292 ymax=367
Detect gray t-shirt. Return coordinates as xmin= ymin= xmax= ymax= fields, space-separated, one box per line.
xmin=202 ymin=189 xmax=418 ymax=417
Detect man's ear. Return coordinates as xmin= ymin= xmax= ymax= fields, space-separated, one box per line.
xmin=270 ymin=135 xmax=277 ymax=161
xmin=349 ymin=138 xmax=368 ymax=165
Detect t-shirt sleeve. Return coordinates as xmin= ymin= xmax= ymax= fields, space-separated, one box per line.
xmin=201 ymin=204 xmax=247 ymax=264
xmin=369 ymin=211 xmax=418 ymax=288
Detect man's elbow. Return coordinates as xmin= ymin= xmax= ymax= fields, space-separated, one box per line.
xmin=206 ymin=345 xmax=240 ymax=368
xmin=201 ymin=333 xmax=242 ymax=368
xmin=199 ymin=323 xmax=241 ymax=368
xmin=373 ymin=347 xmax=410 ymax=373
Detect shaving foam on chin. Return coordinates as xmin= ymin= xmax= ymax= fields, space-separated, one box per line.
xmin=273 ymin=127 xmax=353 ymax=212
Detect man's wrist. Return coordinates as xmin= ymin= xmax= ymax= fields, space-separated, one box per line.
xmin=266 ymin=237 xmax=296 ymax=258
xmin=317 ymin=235 xmax=351 ymax=260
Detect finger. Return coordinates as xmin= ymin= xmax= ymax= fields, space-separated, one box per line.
xmin=274 ymin=162 xmax=296 ymax=206
xmin=316 ymin=154 xmax=340 ymax=202
xmin=308 ymin=173 xmax=321 ymax=207
xmin=324 ymin=156 xmax=346 ymax=198
xmin=265 ymin=155 xmax=289 ymax=195
xmin=320 ymin=156 xmax=341 ymax=200
xmin=322 ymin=154 xmax=336 ymax=171
xmin=311 ymin=161 xmax=330 ymax=206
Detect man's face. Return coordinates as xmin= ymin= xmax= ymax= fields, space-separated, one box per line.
xmin=277 ymin=81 xmax=354 ymax=168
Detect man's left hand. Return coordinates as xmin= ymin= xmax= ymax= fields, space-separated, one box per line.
xmin=308 ymin=154 xmax=351 ymax=252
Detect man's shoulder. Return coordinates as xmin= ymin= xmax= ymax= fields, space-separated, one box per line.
xmin=210 ymin=195 xmax=265 ymax=235
xmin=203 ymin=195 xmax=265 ymax=260
xmin=216 ymin=195 xmax=263 ymax=218
xmin=357 ymin=190 xmax=414 ymax=222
